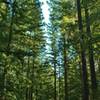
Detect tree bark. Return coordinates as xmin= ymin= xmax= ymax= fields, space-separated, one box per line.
xmin=76 ymin=0 xmax=89 ymax=100
xmin=63 ymin=33 xmax=68 ymax=100
xmin=58 ymin=66 xmax=61 ymax=100
xmin=52 ymin=50 xmax=57 ymax=100
xmin=54 ymin=62 xmax=57 ymax=100
xmin=84 ymin=6 xmax=97 ymax=89
xmin=51 ymin=42 xmax=57 ymax=100
xmin=26 ymin=56 xmax=30 ymax=100
xmin=6 ymin=1 xmax=15 ymax=55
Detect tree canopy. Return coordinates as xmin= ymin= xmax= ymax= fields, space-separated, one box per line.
xmin=0 ymin=0 xmax=100 ymax=100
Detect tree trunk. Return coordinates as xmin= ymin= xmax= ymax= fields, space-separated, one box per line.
xmin=26 ymin=56 xmax=30 ymax=100
xmin=0 ymin=64 xmax=7 ymax=100
xmin=53 ymin=51 xmax=57 ymax=100
xmin=6 ymin=1 xmax=15 ymax=55
xmin=54 ymin=62 xmax=57 ymax=100
xmin=58 ymin=66 xmax=61 ymax=100
xmin=63 ymin=33 xmax=68 ymax=100
xmin=84 ymin=6 xmax=97 ymax=89
xmin=76 ymin=0 xmax=89 ymax=100
xmin=52 ymin=44 xmax=57 ymax=100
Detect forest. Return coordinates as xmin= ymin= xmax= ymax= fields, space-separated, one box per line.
xmin=0 ymin=0 xmax=100 ymax=100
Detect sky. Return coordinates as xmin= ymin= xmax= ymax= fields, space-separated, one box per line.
xmin=39 ymin=0 xmax=52 ymax=57
xmin=40 ymin=0 xmax=50 ymax=24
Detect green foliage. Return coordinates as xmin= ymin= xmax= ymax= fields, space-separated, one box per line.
xmin=0 ymin=0 xmax=99 ymax=100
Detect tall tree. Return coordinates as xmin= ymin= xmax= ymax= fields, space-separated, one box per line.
xmin=76 ymin=0 xmax=89 ymax=100
xmin=63 ymin=33 xmax=68 ymax=100
xmin=83 ymin=0 xmax=97 ymax=90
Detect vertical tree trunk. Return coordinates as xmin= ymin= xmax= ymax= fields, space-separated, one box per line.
xmin=76 ymin=0 xmax=89 ymax=100
xmin=29 ymin=87 xmax=32 ymax=100
xmin=30 ymin=58 xmax=34 ymax=100
xmin=52 ymin=44 xmax=57 ymax=100
xmin=63 ymin=33 xmax=68 ymax=100
xmin=52 ymin=50 xmax=57 ymax=100
xmin=7 ymin=1 xmax=15 ymax=55
xmin=35 ymin=87 xmax=38 ymax=100
xmin=58 ymin=66 xmax=61 ymax=100
xmin=54 ymin=61 xmax=57 ymax=100
xmin=26 ymin=56 xmax=30 ymax=100
xmin=0 ymin=63 xmax=7 ymax=100
xmin=26 ymin=88 xmax=28 ymax=100
xmin=1 ymin=1 xmax=15 ymax=99
xmin=84 ymin=6 xmax=97 ymax=89
xmin=29 ymin=58 xmax=35 ymax=100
